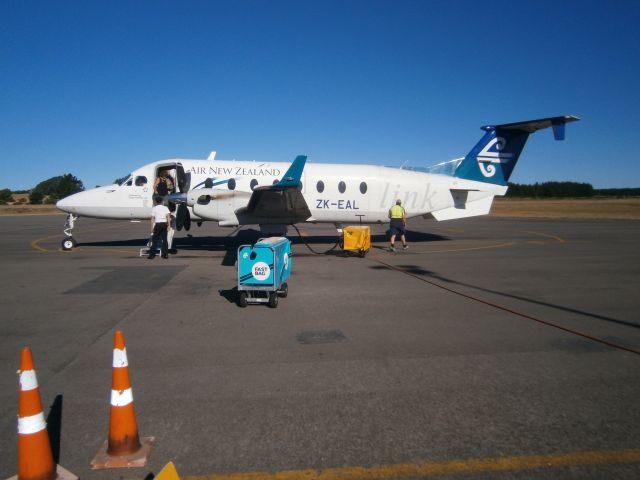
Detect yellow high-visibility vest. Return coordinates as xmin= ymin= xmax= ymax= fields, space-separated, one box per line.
xmin=389 ymin=205 xmax=405 ymax=219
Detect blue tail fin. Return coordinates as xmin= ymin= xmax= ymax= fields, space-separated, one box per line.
xmin=454 ymin=115 xmax=579 ymax=185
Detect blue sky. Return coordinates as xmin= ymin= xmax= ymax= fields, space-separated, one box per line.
xmin=2 ymin=0 xmax=639 ymax=190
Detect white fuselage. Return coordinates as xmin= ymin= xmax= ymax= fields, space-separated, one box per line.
xmin=56 ymin=158 xmax=506 ymax=225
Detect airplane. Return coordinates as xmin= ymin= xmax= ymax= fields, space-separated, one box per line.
xmin=56 ymin=115 xmax=579 ymax=251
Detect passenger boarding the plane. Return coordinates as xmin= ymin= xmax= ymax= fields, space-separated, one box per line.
xmin=388 ymin=199 xmax=408 ymax=252
xmin=148 ymin=196 xmax=171 ymax=259
xmin=154 ymin=170 xmax=175 ymax=197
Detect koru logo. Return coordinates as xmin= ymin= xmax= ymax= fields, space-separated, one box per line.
xmin=476 ymin=137 xmax=513 ymax=178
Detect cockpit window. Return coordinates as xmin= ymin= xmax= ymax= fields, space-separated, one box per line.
xmin=135 ymin=176 xmax=147 ymax=186
xmin=115 ymin=174 xmax=132 ymax=186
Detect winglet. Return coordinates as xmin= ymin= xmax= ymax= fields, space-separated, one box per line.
xmin=275 ymin=155 xmax=307 ymax=188
xmin=551 ymin=119 xmax=566 ymax=140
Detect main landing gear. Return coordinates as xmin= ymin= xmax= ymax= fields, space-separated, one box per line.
xmin=61 ymin=214 xmax=78 ymax=251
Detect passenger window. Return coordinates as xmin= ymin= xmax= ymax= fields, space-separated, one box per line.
xmin=135 ymin=176 xmax=147 ymax=186
xmin=359 ymin=182 xmax=367 ymax=194
xmin=316 ymin=180 xmax=324 ymax=193
xmin=228 ymin=178 xmax=236 ymax=190
xmin=338 ymin=181 xmax=346 ymax=193
xmin=250 ymin=179 xmax=258 ymax=190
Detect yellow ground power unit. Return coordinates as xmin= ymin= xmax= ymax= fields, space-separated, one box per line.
xmin=342 ymin=225 xmax=371 ymax=257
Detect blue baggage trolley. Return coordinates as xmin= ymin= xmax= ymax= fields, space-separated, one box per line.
xmin=237 ymin=237 xmax=292 ymax=308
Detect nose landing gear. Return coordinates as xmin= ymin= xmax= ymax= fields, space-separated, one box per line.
xmin=61 ymin=214 xmax=78 ymax=251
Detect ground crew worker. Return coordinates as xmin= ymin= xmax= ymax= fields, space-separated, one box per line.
xmin=388 ymin=199 xmax=408 ymax=251
xmin=149 ymin=196 xmax=171 ymax=259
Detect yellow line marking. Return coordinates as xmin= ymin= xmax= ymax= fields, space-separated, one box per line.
xmin=30 ymin=222 xmax=129 ymax=253
xmin=375 ymin=242 xmax=516 ymax=255
xmin=185 ymin=448 xmax=640 ymax=480
xmin=435 ymin=227 xmax=465 ymax=233
xmin=420 ymin=241 xmax=516 ymax=254
xmin=522 ymin=230 xmax=566 ymax=243
xmin=29 ymin=238 xmax=50 ymax=252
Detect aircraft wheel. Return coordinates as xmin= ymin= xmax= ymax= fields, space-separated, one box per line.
xmin=61 ymin=238 xmax=76 ymax=251
xmin=237 ymin=291 xmax=248 ymax=308
xmin=278 ymin=282 xmax=288 ymax=298
xmin=268 ymin=292 xmax=278 ymax=308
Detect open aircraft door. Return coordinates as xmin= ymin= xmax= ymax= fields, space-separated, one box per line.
xmin=154 ymin=162 xmax=192 ymax=230
xmin=174 ymin=163 xmax=192 ymax=230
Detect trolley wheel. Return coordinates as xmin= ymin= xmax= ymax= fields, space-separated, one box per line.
xmin=61 ymin=238 xmax=76 ymax=251
xmin=278 ymin=282 xmax=288 ymax=298
xmin=359 ymin=249 xmax=367 ymax=258
xmin=268 ymin=291 xmax=279 ymax=308
xmin=237 ymin=291 xmax=248 ymax=308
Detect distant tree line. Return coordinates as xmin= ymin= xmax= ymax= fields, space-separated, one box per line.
xmin=1 ymin=174 xmax=85 ymax=205
xmin=507 ymin=181 xmax=595 ymax=197
xmin=28 ymin=174 xmax=84 ymax=204
xmin=506 ymin=182 xmax=640 ymax=198
xmin=0 ymin=189 xmax=14 ymax=204
xmin=595 ymin=188 xmax=640 ymax=196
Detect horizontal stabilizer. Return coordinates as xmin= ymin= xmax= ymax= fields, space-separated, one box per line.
xmin=485 ymin=115 xmax=580 ymax=135
xmin=431 ymin=195 xmax=494 ymax=221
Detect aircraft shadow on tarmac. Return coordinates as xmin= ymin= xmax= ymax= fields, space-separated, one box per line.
xmin=76 ymin=228 xmax=449 ymax=265
xmin=371 ymin=264 xmax=640 ymax=334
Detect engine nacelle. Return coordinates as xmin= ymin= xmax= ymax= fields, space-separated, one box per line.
xmin=187 ymin=189 xmax=251 ymax=225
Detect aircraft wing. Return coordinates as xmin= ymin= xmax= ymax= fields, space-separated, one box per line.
xmin=235 ymin=155 xmax=311 ymax=225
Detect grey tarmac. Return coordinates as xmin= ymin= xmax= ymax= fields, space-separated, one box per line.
xmin=1 ymin=215 xmax=639 ymax=479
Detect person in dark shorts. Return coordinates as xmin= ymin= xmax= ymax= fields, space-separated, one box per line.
xmin=388 ymin=199 xmax=408 ymax=252
xmin=148 ymin=196 xmax=171 ymax=259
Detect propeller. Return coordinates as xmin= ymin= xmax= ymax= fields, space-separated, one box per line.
xmin=176 ymin=204 xmax=190 ymax=231
xmin=176 ymin=165 xmax=191 ymax=192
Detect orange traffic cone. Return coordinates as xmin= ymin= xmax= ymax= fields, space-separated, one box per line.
xmin=90 ymin=331 xmax=154 ymax=469
xmin=8 ymin=347 xmax=77 ymax=480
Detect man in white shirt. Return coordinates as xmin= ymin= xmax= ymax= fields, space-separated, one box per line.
xmin=149 ymin=196 xmax=171 ymax=259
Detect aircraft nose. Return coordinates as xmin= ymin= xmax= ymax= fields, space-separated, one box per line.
xmin=56 ymin=195 xmax=72 ymax=212
xmin=56 ymin=190 xmax=85 ymax=214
